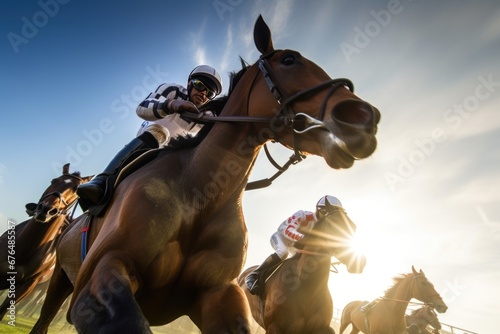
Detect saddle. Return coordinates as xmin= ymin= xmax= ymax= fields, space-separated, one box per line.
xmin=262 ymin=261 xmax=284 ymax=282
xmin=88 ymin=148 xmax=163 ymax=217
xmin=360 ymin=298 xmax=380 ymax=314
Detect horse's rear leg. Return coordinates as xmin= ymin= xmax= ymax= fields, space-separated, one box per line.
xmin=339 ymin=322 xmax=360 ymax=334
xmin=195 ymin=282 xmax=251 ymax=334
xmin=30 ymin=263 xmax=73 ymax=334
xmin=70 ymin=253 xmax=151 ymax=334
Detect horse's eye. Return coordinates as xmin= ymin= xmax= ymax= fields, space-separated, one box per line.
xmin=281 ymin=54 xmax=296 ymax=66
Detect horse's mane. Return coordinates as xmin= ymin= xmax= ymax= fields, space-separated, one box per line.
xmin=383 ymin=273 xmax=411 ymax=297
xmin=71 ymin=171 xmax=82 ymax=177
xmin=167 ymin=57 xmax=251 ymax=150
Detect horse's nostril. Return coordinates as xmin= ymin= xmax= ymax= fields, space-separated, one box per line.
xmin=331 ymin=99 xmax=375 ymax=125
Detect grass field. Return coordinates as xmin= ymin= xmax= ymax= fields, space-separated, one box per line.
xmin=0 ymin=312 xmax=203 ymax=334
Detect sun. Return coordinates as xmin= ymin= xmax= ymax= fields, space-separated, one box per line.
xmin=328 ymin=200 xmax=407 ymax=310
xmin=348 ymin=230 xmax=370 ymax=258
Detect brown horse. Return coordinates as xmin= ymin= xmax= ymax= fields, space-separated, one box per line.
xmin=30 ymin=15 xmax=380 ymax=334
xmin=238 ymin=206 xmax=366 ymax=334
xmin=0 ymin=163 xmax=92 ymax=320
xmin=339 ymin=267 xmax=448 ymax=334
xmin=405 ymin=305 xmax=441 ymax=334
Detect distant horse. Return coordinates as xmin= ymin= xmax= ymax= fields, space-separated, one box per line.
xmin=31 ymin=15 xmax=380 ymax=334
xmin=238 ymin=206 xmax=366 ymax=334
xmin=339 ymin=266 xmax=448 ymax=334
xmin=0 ymin=163 xmax=92 ymax=320
xmin=405 ymin=305 xmax=441 ymax=334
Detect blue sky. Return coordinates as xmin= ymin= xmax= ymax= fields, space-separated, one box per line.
xmin=1 ymin=0 xmax=499 ymax=332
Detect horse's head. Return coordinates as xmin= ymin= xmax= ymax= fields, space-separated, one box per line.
xmin=242 ymin=15 xmax=380 ymax=168
xmin=407 ymin=323 xmax=420 ymax=334
xmin=26 ymin=163 xmax=93 ymax=222
xmin=295 ymin=207 xmax=367 ymax=274
xmin=410 ymin=266 xmax=448 ymax=314
xmin=413 ymin=305 xmax=442 ymax=330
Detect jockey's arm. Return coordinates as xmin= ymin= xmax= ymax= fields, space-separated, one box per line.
xmin=282 ymin=210 xmax=313 ymax=242
xmin=136 ymin=83 xmax=197 ymax=120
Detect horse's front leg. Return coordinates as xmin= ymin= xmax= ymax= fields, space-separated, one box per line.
xmin=70 ymin=252 xmax=151 ymax=334
xmin=194 ymin=282 xmax=252 ymax=334
xmin=30 ymin=262 xmax=73 ymax=334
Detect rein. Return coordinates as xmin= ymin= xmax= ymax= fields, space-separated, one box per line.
xmin=381 ymin=297 xmax=428 ymax=306
xmin=375 ymin=274 xmax=440 ymax=307
xmin=182 ymin=50 xmax=354 ymax=190
xmin=295 ymin=248 xmax=332 ymax=257
xmin=31 ymin=173 xmax=85 ymax=219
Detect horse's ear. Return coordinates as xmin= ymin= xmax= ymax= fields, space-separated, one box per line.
xmin=25 ymin=202 xmax=37 ymax=216
xmin=254 ymin=15 xmax=274 ymax=55
xmin=411 ymin=265 xmax=418 ymax=275
xmin=63 ymin=163 xmax=70 ymax=175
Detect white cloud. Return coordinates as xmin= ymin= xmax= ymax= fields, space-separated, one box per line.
xmin=219 ymin=24 xmax=233 ymax=74
xmin=194 ymin=47 xmax=206 ymax=65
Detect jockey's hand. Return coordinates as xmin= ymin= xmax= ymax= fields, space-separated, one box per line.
xmin=169 ymin=99 xmax=199 ymax=114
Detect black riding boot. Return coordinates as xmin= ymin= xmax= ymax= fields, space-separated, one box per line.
xmin=77 ymin=132 xmax=158 ymax=207
xmin=245 ymin=253 xmax=281 ymax=295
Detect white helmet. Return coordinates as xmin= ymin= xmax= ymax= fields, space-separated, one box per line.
xmin=316 ymin=195 xmax=343 ymax=214
xmin=189 ymin=65 xmax=223 ymax=96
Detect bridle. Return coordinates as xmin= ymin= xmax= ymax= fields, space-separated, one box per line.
xmin=411 ymin=273 xmax=444 ymax=309
xmin=257 ymin=50 xmax=354 ymax=129
xmin=182 ymin=50 xmax=356 ymax=190
xmin=381 ymin=274 xmax=443 ymax=308
xmin=30 ymin=174 xmax=84 ymax=219
xmin=185 ymin=50 xmax=355 ymax=139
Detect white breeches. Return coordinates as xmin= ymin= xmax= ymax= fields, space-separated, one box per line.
xmin=137 ymin=122 xmax=169 ymax=146
xmin=270 ymin=232 xmax=296 ymax=260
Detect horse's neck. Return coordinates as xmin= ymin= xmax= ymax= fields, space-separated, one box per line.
xmin=186 ymin=65 xmax=270 ymax=206
xmin=17 ymin=215 xmax=67 ymax=255
xmin=191 ymin=121 xmax=262 ymax=203
xmin=382 ymin=276 xmax=414 ymax=314
xmin=296 ymin=254 xmax=331 ymax=288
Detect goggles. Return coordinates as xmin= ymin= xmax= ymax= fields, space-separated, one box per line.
xmin=318 ymin=207 xmax=340 ymax=217
xmin=190 ymin=79 xmax=216 ymax=99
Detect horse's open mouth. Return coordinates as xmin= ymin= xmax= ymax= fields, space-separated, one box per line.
xmin=293 ymin=98 xmax=380 ymax=168
xmin=293 ymin=113 xmax=357 ymax=162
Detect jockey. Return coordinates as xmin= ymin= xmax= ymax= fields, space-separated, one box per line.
xmin=245 ymin=195 xmax=343 ymax=295
xmin=77 ymin=65 xmax=222 ymax=210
